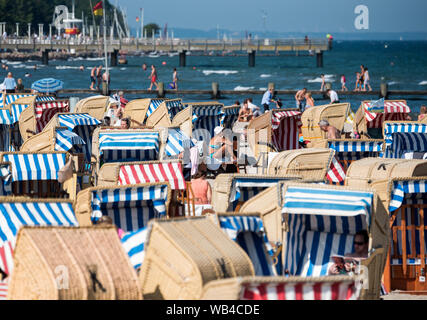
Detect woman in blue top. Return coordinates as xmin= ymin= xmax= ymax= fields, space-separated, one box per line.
xmin=2 ymin=72 xmax=17 ymax=93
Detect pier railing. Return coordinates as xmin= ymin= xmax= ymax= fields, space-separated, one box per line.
xmin=0 ymin=37 xmax=330 ymax=52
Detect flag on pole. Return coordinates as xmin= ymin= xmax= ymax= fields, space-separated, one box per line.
xmin=93 ymin=1 xmax=103 ymax=16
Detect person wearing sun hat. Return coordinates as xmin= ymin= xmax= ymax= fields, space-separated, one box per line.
xmin=208 ymin=126 xmax=236 ymax=161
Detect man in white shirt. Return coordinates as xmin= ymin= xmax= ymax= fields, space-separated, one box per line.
xmin=326 ymin=89 xmax=339 ymax=104
xmin=247 ymin=98 xmax=261 ymax=118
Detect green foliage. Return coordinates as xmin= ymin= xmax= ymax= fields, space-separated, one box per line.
xmin=0 ymin=0 xmax=124 ymax=35
xmin=143 ymin=23 xmax=160 ymax=38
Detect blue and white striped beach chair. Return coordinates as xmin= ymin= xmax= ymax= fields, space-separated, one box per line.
xmin=95 ymin=130 xmax=161 ymax=175
xmin=78 ymin=183 xmax=170 ymax=233
xmin=0 ymin=198 xmax=77 ymax=276
xmin=281 ymin=183 xmax=388 ymax=287
xmin=44 ymin=113 xmax=101 ymax=163
xmin=386 ymin=179 xmax=427 ymax=291
xmin=189 ymin=102 xmax=225 ymax=138
xmin=217 ymin=214 xmax=277 ymax=276
xmin=0 ymin=151 xmax=67 ymax=197
xmin=164 ymin=127 xmax=194 ymax=158
xmin=383 ymin=121 xmax=427 ymax=158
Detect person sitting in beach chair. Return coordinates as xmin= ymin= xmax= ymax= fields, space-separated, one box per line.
xmin=189 ymin=163 xmax=212 ymax=205
xmin=208 ymin=126 xmax=237 ymax=162
xmin=238 ymin=99 xmax=253 ymax=122
xmin=328 ymin=230 xmax=369 ymax=275
xmin=319 ymin=119 xmax=341 ymax=139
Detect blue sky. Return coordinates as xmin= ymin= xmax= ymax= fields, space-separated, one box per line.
xmin=116 ymin=0 xmax=427 ymax=33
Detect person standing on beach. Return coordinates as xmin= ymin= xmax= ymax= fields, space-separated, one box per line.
xmin=363 ymin=67 xmax=372 ymax=91
xmin=305 ymin=92 xmax=315 ymax=108
xmin=16 ymin=78 xmax=24 ymax=93
xmin=2 ymin=72 xmax=17 ymax=93
xmin=96 ymin=65 xmax=103 ymax=90
xmin=295 ymin=88 xmax=307 ymax=112
xmin=326 ymin=88 xmax=340 ymax=104
xmin=90 ymin=66 xmax=97 ymax=90
xmin=169 ymin=68 xmax=178 ymax=90
xmin=261 ymin=88 xmax=275 ymax=113
xmin=320 ymin=74 xmax=326 ymax=91
xmin=341 ymin=74 xmax=348 ymax=91
xmin=148 ymin=64 xmax=158 ymax=90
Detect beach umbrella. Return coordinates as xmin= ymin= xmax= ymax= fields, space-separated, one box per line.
xmin=31 ymin=78 xmax=64 ymax=93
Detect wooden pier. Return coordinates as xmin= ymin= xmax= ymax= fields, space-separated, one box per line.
xmin=0 ymin=37 xmax=331 ymax=67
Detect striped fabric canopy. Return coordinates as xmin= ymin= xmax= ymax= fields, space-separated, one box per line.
xmin=146 ymin=98 xmax=165 ymax=118
xmin=326 ymin=157 xmax=347 ymax=184
xmin=191 ymin=105 xmax=224 ymax=138
xmin=91 ymin=184 xmax=169 ymax=232
xmin=363 ymin=100 xmax=410 ymax=120
xmin=0 ymin=110 xmax=12 ymax=125
xmin=230 ymin=178 xmax=285 ymax=203
xmin=192 ymin=104 xmax=224 ymax=116
xmin=165 ymin=128 xmax=194 ymax=157
xmin=11 ymin=103 xmax=30 ymax=124
xmin=55 ymin=128 xmax=86 ymax=152
xmin=389 ymin=180 xmax=427 ymax=212
xmin=35 ymin=101 xmax=69 ymax=132
xmin=0 ymin=201 xmax=78 ymax=275
xmin=240 ymin=280 xmax=359 ymax=300
xmin=121 ymin=227 xmax=148 ymax=270
xmin=282 ymin=186 xmax=373 ymax=218
xmin=385 ymin=132 xmax=427 ymax=159
xmin=165 ymin=99 xmax=185 ymax=118
xmin=4 ymin=94 xmax=33 ymax=107
xmin=36 ymin=96 xmax=56 ymax=102
xmin=328 ymin=140 xmax=383 ymax=161
xmin=384 ymin=122 xmax=427 ymax=150
xmin=2 ymin=153 xmax=66 ymax=182
xmin=220 ymin=106 xmax=239 ymax=128
xmin=219 ymin=215 xmax=276 ymax=276
xmin=99 ymin=131 xmax=160 ymax=163
xmin=328 ymin=140 xmax=383 ymax=153
xmin=271 ymin=110 xmax=302 ymax=152
xmin=57 ymin=113 xmax=101 ymax=130
xmin=118 ymin=162 xmax=186 ymax=190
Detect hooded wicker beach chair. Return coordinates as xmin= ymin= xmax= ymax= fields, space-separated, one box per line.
xmin=19 ymin=98 xmax=69 ymax=141
xmin=138 ymin=216 xmax=255 ymax=300
xmin=43 ymin=113 xmax=101 ymax=163
xmin=212 ymin=173 xmax=301 ymax=213
xmin=200 ymin=275 xmax=360 ymax=300
xmin=0 ymin=151 xmax=73 ymax=198
xmin=247 ymin=108 xmax=302 ymax=161
xmin=353 ymin=100 xmax=410 ymax=139
xmin=7 ymin=226 xmax=142 ymax=300
xmin=267 ymin=148 xmax=334 ymax=181
xmin=145 ymin=99 xmax=184 ymax=128
xmin=279 ymin=182 xmax=390 ymax=300
xmin=222 ymin=105 xmax=240 ymax=130
xmin=122 ymin=98 xmax=154 ymax=127
xmin=74 ymin=95 xmax=109 ymax=120
xmin=0 ymin=198 xmax=77 ymax=279
xmin=383 ymin=121 xmax=427 ymax=159
xmin=301 ymin=103 xmax=349 ymax=147
xmin=345 ymin=158 xmax=427 ymax=293
xmin=97 ymin=160 xmax=193 ymax=217
xmin=74 ymin=182 xmax=171 ymax=232
xmin=91 ymin=128 xmax=165 ymax=180
xmin=20 ymin=126 xmax=85 ymax=153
